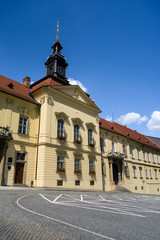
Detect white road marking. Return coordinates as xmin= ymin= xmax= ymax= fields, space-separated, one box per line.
xmin=55 ymin=201 xmax=145 ymax=218
xmin=39 ymin=193 xmax=53 ymax=203
xmin=16 ymin=195 xmax=116 ymax=240
xmin=39 ymin=193 xmax=63 ymax=203
xmin=111 ymin=195 xmax=123 ymax=201
xmin=52 ymin=194 xmax=63 ymax=203
xmin=81 ymin=194 xmax=83 ymax=201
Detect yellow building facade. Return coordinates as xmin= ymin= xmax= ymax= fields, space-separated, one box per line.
xmin=0 ymin=30 xmax=160 ymax=194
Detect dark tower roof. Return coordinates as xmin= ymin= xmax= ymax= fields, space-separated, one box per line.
xmin=45 ymin=21 xmax=68 ymax=79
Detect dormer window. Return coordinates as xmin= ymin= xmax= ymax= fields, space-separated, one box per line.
xmin=8 ymin=83 xmax=14 ymax=89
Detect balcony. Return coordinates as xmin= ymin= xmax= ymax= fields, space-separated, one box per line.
xmin=108 ymin=151 xmax=125 ymax=160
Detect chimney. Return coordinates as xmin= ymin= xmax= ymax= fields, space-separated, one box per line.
xmin=23 ymin=76 xmax=30 ymax=88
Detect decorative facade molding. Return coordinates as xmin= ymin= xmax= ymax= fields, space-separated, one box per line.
xmin=47 ymin=97 xmax=54 ymax=106
xmin=17 ymin=107 xmax=30 ymax=116
xmin=86 ymin=122 xmax=96 ymax=130
xmin=74 ymin=89 xmax=79 ymax=99
xmin=55 ymin=112 xmax=69 ymax=121
xmin=39 ymin=96 xmax=45 ymax=104
xmin=0 ymin=126 xmax=12 ymax=137
xmin=71 ymin=117 xmax=83 ymax=125
xmin=108 ymin=151 xmax=125 ymax=160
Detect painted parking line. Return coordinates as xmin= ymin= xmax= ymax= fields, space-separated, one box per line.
xmin=17 ymin=194 xmax=116 ymax=240
xmin=111 ymin=195 xmax=123 ymax=201
xmin=39 ymin=193 xmax=145 ymax=218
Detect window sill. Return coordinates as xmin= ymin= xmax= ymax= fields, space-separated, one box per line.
xmin=18 ymin=132 xmax=29 ymax=137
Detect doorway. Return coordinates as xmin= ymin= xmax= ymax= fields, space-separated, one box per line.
xmin=15 ymin=163 xmax=24 ymax=184
xmin=112 ymin=163 xmax=118 ymax=185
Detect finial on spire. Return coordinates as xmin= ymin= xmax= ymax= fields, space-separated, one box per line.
xmin=56 ymin=21 xmax=59 ymax=42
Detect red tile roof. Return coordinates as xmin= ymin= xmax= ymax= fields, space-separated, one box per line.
xmin=0 ymin=75 xmax=38 ymax=104
xmin=99 ymin=118 xmax=160 ymax=150
xmin=31 ymin=77 xmax=63 ymax=92
xmin=31 ymin=75 xmax=70 ymax=92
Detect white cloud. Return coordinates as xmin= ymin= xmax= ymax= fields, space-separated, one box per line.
xmin=147 ymin=111 xmax=160 ymax=131
xmin=116 ymin=112 xmax=148 ymax=125
xmin=68 ymin=78 xmax=87 ymax=93
xmin=105 ymin=115 xmax=112 ymax=121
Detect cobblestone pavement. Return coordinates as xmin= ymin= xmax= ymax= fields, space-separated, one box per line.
xmin=0 ymin=188 xmax=160 ymax=240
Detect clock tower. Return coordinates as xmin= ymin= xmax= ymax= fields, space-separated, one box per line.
xmin=45 ymin=22 xmax=68 ymax=79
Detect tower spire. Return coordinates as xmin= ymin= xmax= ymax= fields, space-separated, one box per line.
xmin=56 ymin=21 xmax=59 ymax=42
xmin=45 ymin=21 xmax=68 ymax=79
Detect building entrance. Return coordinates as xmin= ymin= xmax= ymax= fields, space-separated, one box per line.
xmin=15 ymin=163 xmax=24 ymax=184
xmin=112 ymin=163 xmax=119 ymax=185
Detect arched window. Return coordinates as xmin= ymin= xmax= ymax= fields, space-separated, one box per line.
xmin=74 ymin=124 xmax=81 ymax=142
xmin=57 ymin=119 xmax=65 ymax=138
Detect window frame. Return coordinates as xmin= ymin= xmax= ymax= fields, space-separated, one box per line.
xmin=18 ymin=115 xmax=28 ymax=134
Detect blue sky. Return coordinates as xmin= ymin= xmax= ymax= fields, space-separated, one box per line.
xmin=0 ymin=0 xmax=160 ymax=137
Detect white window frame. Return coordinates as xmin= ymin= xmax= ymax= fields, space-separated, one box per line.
xmin=137 ymin=149 xmax=140 ymax=160
xmin=139 ymin=167 xmax=143 ymax=178
xmin=149 ymin=169 xmax=152 ymax=179
xmin=18 ymin=116 xmax=28 ymax=134
xmin=147 ymin=153 xmax=150 ymax=163
xmin=154 ymin=169 xmax=158 ymax=179
xmin=57 ymin=156 xmax=65 ymax=170
xmin=133 ymin=166 xmax=136 ymax=178
xmin=89 ymin=160 xmax=95 ymax=171
xmin=75 ymin=158 xmax=81 ymax=170
xmin=130 ymin=147 xmax=134 ymax=159
xmin=145 ymin=169 xmax=148 ymax=179
xmin=143 ymin=152 xmax=146 ymax=162
xmin=152 ymin=153 xmax=155 ymax=163
xmin=112 ymin=142 xmax=115 ymax=152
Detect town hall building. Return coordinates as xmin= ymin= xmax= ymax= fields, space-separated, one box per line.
xmin=0 ymin=25 xmax=160 ymax=194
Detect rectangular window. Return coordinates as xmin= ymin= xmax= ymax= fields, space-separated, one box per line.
xmin=123 ymin=144 xmax=126 ymax=156
xmin=90 ymin=180 xmax=94 ymax=185
xmin=137 ymin=150 xmax=140 ymax=160
xmin=88 ymin=129 xmax=94 ymax=146
xmin=154 ymin=169 xmax=158 ymax=179
xmin=89 ymin=160 xmax=95 ymax=174
xmin=139 ymin=167 xmax=143 ymax=178
xmin=147 ymin=153 xmax=150 ymax=162
xmin=100 ymin=138 xmax=104 ymax=152
xmin=18 ymin=116 xmax=28 ymax=134
xmin=125 ymin=166 xmax=129 ymax=177
xmin=157 ymin=155 xmax=159 ymax=164
xmin=57 ymin=156 xmax=65 ymax=171
xmin=75 ymin=158 xmax=81 ymax=171
xmin=57 ymin=180 xmax=63 ymax=186
xmin=152 ymin=154 xmax=155 ymax=163
xmin=133 ymin=166 xmax=136 ymax=178
xmin=143 ymin=152 xmax=146 ymax=162
xmin=112 ymin=142 xmax=115 ymax=152
xmin=145 ymin=169 xmax=148 ymax=179
xmin=149 ymin=169 xmax=152 ymax=179
xmin=130 ymin=147 xmax=134 ymax=159
xmin=75 ymin=180 xmax=80 ymax=186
